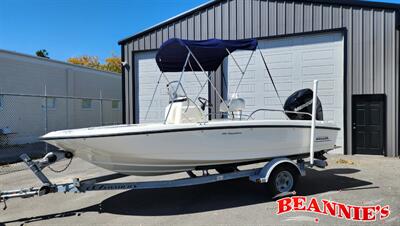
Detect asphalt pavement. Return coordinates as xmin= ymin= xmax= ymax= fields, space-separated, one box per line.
xmin=0 ymin=154 xmax=399 ymax=226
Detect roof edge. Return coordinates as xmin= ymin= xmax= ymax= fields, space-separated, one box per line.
xmin=118 ymin=0 xmax=400 ymax=46
xmin=0 ymin=49 xmax=121 ymax=76
xmin=118 ymin=0 xmax=217 ymax=45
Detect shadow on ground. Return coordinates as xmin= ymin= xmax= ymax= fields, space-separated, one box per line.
xmin=1 ymin=167 xmax=376 ymax=225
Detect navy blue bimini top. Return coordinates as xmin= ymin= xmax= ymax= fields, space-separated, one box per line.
xmin=156 ymin=38 xmax=257 ymax=72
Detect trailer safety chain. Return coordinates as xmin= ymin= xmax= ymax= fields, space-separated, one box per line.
xmin=48 ymin=157 xmax=73 ymax=173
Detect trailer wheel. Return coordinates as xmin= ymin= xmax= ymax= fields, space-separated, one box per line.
xmin=267 ymin=165 xmax=298 ymax=196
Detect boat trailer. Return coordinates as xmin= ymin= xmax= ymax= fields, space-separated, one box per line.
xmin=0 ymin=150 xmax=328 ymax=210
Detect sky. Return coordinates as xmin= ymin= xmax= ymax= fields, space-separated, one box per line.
xmin=0 ymin=0 xmax=399 ymax=62
xmin=0 ymin=0 xmax=209 ymax=62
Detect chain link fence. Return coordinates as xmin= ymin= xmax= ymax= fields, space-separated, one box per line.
xmin=0 ymin=89 xmax=122 ymax=174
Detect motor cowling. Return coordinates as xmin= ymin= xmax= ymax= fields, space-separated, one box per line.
xmin=283 ymin=88 xmax=323 ymax=120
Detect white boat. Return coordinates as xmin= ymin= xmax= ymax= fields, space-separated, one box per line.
xmin=41 ymin=38 xmax=340 ymax=176
xmin=42 ymin=120 xmax=338 ymax=176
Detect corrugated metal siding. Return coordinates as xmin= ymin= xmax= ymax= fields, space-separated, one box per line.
xmin=122 ymin=0 xmax=399 ymax=156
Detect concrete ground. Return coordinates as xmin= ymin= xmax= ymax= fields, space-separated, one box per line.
xmin=0 ymin=142 xmax=58 ymax=165
xmin=0 ymin=154 xmax=399 ymax=226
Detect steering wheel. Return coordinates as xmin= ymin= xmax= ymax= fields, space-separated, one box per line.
xmin=198 ymin=97 xmax=212 ymax=111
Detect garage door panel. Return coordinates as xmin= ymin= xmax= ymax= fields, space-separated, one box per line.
xmin=264 ymin=111 xmax=288 ymax=120
xmin=264 ymin=96 xmax=286 ymax=106
xmin=303 ymin=49 xmax=334 ymax=60
xmin=302 ymin=65 xmax=335 ymax=76
xmin=135 ymin=51 xmax=208 ymax=123
xmin=265 ymin=82 xmax=293 ymax=92
xmin=241 ymin=96 xmax=255 ymax=106
xmin=268 ymin=62 xmax=294 ymax=70
xmin=264 ymin=52 xmax=293 ymax=63
xmin=266 ymin=68 xmax=293 ymax=78
xmin=228 ymin=61 xmax=254 ymax=73
xmin=229 ymin=70 xmax=256 ymax=80
xmin=265 ymin=75 xmax=292 ymax=83
xmin=231 ymin=55 xmax=257 ymax=66
xmin=302 ymin=79 xmax=336 ymax=90
xmin=302 ymin=57 xmax=336 ymax=66
xmin=322 ymin=110 xmax=335 ymax=120
xmin=226 ymin=32 xmax=344 ymax=152
xmin=232 ymin=83 xmax=256 ymax=93
xmin=318 ymin=94 xmax=335 ymax=105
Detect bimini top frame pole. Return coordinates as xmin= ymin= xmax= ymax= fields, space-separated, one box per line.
xmin=144 ymin=72 xmax=164 ymax=121
xmin=225 ymin=48 xmax=254 ymax=101
xmin=184 ymin=45 xmax=229 ymax=111
xmin=257 ymin=47 xmax=284 ymax=110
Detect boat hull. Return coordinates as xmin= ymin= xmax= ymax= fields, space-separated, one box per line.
xmin=43 ymin=120 xmax=339 ymax=176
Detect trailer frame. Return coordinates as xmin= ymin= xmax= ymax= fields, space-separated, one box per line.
xmin=0 ymin=151 xmax=327 ymax=210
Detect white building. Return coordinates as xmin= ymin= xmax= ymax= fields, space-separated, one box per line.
xmin=0 ymin=49 xmax=122 ymax=145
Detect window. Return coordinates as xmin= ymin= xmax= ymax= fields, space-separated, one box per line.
xmin=46 ymin=97 xmax=56 ymax=109
xmin=112 ymin=100 xmax=120 ymax=110
xmin=81 ymin=99 xmax=92 ymax=109
xmin=0 ymin=95 xmax=3 ymax=109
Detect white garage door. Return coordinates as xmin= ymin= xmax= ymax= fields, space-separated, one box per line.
xmin=135 ymin=51 xmax=209 ymax=123
xmin=225 ymin=32 xmax=344 ymax=152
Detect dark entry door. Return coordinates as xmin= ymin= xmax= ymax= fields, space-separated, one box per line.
xmin=352 ymin=95 xmax=386 ymax=155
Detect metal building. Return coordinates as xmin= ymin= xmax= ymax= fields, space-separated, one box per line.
xmin=0 ymin=49 xmax=122 ymax=145
xmin=119 ymin=0 xmax=399 ymax=157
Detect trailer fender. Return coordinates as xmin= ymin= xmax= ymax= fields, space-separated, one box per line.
xmin=249 ymin=158 xmax=305 ymax=183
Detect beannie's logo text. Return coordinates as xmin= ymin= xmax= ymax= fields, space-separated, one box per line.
xmin=276 ymin=196 xmax=390 ymax=222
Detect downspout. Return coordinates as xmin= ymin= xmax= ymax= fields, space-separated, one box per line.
xmin=121 ymin=44 xmax=126 ymax=124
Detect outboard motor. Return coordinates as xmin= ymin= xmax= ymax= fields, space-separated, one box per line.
xmin=283 ymin=88 xmax=323 ymax=120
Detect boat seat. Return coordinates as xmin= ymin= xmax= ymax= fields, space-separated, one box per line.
xmin=219 ymin=98 xmax=245 ymax=113
xmin=165 ymin=99 xmax=206 ymax=124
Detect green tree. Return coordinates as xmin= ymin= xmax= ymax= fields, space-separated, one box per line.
xmin=36 ymin=49 xmax=49 ymax=58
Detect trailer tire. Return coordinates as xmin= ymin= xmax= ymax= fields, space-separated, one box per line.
xmin=267 ymin=165 xmax=298 ymax=197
